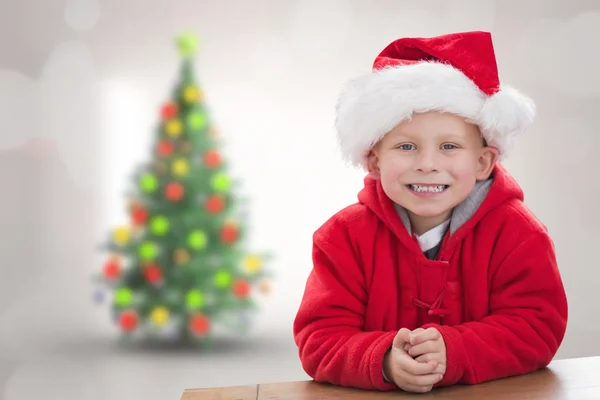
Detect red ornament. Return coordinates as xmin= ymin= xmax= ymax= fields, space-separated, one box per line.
xmin=233 ymin=279 xmax=251 ymax=298
xmin=144 ymin=264 xmax=162 ymax=284
xmin=119 ymin=310 xmax=138 ymax=332
xmin=103 ymin=258 xmax=121 ymax=279
xmin=221 ymin=223 xmax=239 ymax=244
xmin=161 ymin=102 xmax=178 ymax=119
xmin=157 ymin=140 xmax=174 ymax=157
xmin=131 ymin=206 xmax=148 ymax=225
xmin=189 ymin=314 xmax=210 ymax=335
xmin=205 ymin=194 xmax=225 ymax=214
xmin=204 ymin=150 xmax=221 ymax=168
xmin=165 ymin=182 xmax=185 ymax=202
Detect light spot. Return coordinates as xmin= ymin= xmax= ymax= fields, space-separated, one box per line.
xmin=518 ymin=12 xmax=600 ymax=97
xmin=4 ymin=356 xmax=100 ymax=400
xmin=0 ymin=70 xmax=37 ymax=150
xmin=288 ymin=0 xmax=355 ymax=61
xmin=64 ymin=0 xmax=101 ymax=31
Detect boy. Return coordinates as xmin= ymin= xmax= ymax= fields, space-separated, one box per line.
xmin=293 ymin=31 xmax=568 ymax=393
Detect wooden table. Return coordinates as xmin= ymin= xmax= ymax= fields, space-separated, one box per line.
xmin=181 ymin=356 xmax=600 ymax=399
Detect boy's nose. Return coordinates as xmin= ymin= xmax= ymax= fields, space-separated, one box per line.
xmin=415 ymin=149 xmax=439 ymax=172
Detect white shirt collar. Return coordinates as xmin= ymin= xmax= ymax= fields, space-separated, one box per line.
xmin=414 ymin=219 xmax=450 ymax=252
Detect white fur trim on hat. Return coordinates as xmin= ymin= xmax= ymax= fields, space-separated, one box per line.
xmin=334 ymin=61 xmax=536 ymax=169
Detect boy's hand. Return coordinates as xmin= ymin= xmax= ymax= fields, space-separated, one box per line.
xmin=404 ymin=328 xmax=447 ymax=376
xmin=383 ymin=328 xmax=443 ymax=393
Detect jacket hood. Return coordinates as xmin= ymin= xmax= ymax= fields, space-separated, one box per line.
xmin=357 ymin=164 xmax=524 ymax=255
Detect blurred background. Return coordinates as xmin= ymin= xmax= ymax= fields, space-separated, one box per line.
xmin=1 ymin=0 xmax=599 ymax=399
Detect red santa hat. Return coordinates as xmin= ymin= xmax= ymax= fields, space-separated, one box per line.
xmin=334 ymin=31 xmax=536 ymax=169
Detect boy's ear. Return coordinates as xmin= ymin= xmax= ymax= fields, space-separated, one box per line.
xmin=476 ymin=146 xmax=499 ymax=180
xmin=366 ymin=149 xmax=381 ymax=179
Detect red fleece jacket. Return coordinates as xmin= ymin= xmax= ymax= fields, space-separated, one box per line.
xmin=293 ymin=165 xmax=568 ymax=391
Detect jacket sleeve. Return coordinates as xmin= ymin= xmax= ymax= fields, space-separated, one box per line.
xmin=423 ymin=231 xmax=568 ymax=387
xmin=293 ymin=217 xmax=398 ymax=391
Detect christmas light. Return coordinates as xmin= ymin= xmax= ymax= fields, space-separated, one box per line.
xmin=188 ymin=111 xmax=207 ymax=130
xmin=112 ymin=226 xmax=131 ymax=246
xmin=233 ymin=279 xmax=251 ymax=298
xmin=172 ymin=158 xmax=190 ymax=176
xmin=183 ymin=86 xmax=201 ymax=103
xmin=151 ymin=306 xmax=170 ymax=326
xmin=119 ymin=310 xmax=138 ymax=332
xmin=114 ymin=287 xmax=134 ymax=307
xmin=189 ymin=313 xmax=210 ymax=335
xmin=188 ymin=230 xmax=208 ymax=250
xmin=176 ymin=33 xmax=199 ymax=57
xmin=214 ymin=270 xmax=232 ymax=289
xmin=165 ymin=119 xmax=183 ymax=138
xmin=205 ymin=194 xmax=225 ymax=214
xmin=186 ymin=289 xmax=205 ymax=310
xmin=211 ymin=173 xmax=231 ymax=192
xmin=150 ymin=216 xmax=170 ymax=236
xmin=140 ymin=173 xmax=158 ymax=193
xmin=138 ymin=241 xmax=158 ymax=261
xmin=103 ymin=257 xmax=121 ymax=279
xmin=165 ymin=182 xmax=185 ymax=202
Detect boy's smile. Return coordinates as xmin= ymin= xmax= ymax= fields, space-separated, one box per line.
xmin=407 ymin=184 xmax=449 ymax=195
xmin=366 ymin=112 xmax=498 ymax=235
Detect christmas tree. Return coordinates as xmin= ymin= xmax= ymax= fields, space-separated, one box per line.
xmin=95 ymin=33 xmax=272 ymax=346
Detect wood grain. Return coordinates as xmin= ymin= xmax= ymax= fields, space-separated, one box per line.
xmin=181 ymin=356 xmax=600 ymax=400
xmin=181 ymin=384 xmax=258 ymax=400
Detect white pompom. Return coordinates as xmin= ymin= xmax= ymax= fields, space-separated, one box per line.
xmin=478 ymin=86 xmax=536 ymax=160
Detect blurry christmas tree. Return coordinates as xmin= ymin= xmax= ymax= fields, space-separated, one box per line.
xmin=95 ymin=33 xmax=272 ymax=346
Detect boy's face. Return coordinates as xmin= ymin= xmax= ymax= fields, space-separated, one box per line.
xmin=367 ymin=112 xmax=498 ymax=235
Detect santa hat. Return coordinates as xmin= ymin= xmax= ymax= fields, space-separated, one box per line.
xmin=334 ymin=31 xmax=536 ymax=169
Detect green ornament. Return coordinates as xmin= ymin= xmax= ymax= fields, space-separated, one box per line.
xmin=176 ymin=33 xmax=199 ymax=57
xmin=214 ymin=270 xmax=232 ymax=289
xmin=186 ymin=290 xmax=205 ymax=309
xmin=188 ymin=111 xmax=208 ymax=130
xmin=114 ymin=287 xmax=133 ymax=307
xmin=211 ymin=173 xmax=231 ymax=193
xmin=151 ymin=216 xmax=170 ymax=236
xmin=188 ymin=230 xmax=208 ymax=250
xmin=140 ymin=173 xmax=158 ymax=193
xmin=138 ymin=241 xmax=158 ymax=261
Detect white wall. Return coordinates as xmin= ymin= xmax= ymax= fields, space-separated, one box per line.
xmin=0 ymin=1 xmax=598 ymax=397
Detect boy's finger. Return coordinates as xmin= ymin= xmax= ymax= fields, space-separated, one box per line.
xmin=407 ymin=340 xmax=438 ymax=358
xmin=410 ymin=328 xmax=441 ymax=345
xmin=410 ymin=328 xmax=425 ymax=335
xmin=397 ymin=382 xmax=433 ymax=394
xmin=415 ymin=355 xmax=446 ymax=374
xmin=396 ymin=353 xmax=438 ymax=376
xmin=392 ymin=328 xmax=411 ymax=349
xmin=397 ymin=366 xmax=443 ymax=388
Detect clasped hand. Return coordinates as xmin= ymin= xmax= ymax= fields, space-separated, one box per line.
xmin=383 ymin=327 xmax=447 ymax=393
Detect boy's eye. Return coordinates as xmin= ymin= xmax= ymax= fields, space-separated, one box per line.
xmin=441 ymin=143 xmax=457 ymax=150
xmin=398 ymin=144 xmax=415 ymax=151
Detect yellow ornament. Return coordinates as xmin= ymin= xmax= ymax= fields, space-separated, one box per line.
xmin=150 ymin=306 xmax=169 ymax=326
xmin=112 ymin=225 xmax=131 ymax=246
xmin=165 ymin=119 xmax=183 ymax=138
xmin=174 ymin=248 xmax=190 ymax=265
xmin=183 ymin=86 xmax=201 ymax=103
xmin=172 ymin=158 xmax=190 ymax=176
xmin=243 ymin=255 xmax=262 ymax=274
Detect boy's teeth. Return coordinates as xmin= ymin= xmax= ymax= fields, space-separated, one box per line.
xmin=409 ymin=184 xmax=446 ymax=193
